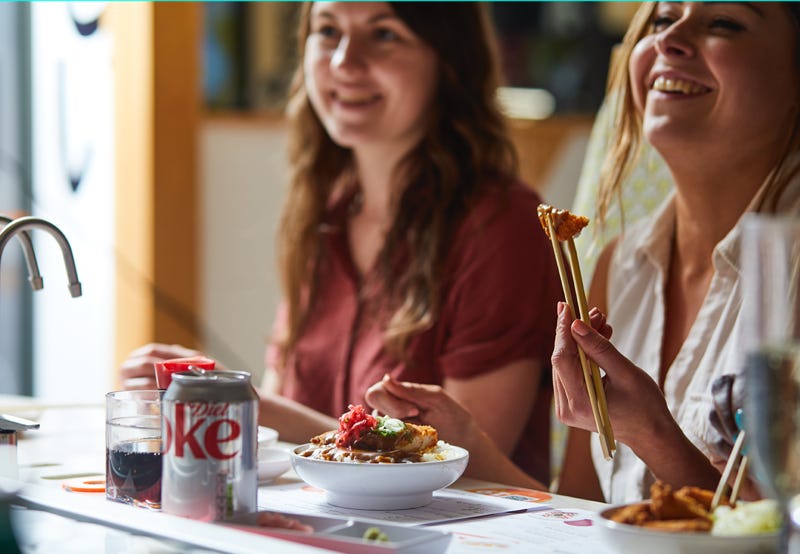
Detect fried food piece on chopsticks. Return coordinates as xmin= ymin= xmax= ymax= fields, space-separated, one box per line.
xmin=536 ymin=204 xmax=590 ymax=241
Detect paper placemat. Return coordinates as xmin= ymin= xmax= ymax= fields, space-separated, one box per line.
xmin=259 ymin=483 xmax=549 ymax=526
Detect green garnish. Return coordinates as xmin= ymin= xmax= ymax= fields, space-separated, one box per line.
xmin=363 ymin=526 xmax=390 ymax=542
xmin=375 ymin=415 xmax=405 ymax=437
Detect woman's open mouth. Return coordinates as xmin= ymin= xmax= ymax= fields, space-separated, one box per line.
xmin=651 ymin=75 xmax=711 ymax=96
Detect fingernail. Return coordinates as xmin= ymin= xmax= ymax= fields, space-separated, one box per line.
xmin=573 ymin=319 xmax=590 ymax=336
xmin=557 ymin=301 xmax=565 ymax=315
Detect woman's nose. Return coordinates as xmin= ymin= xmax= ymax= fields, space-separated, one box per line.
xmin=654 ymin=19 xmax=696 ymax=59
xmin=331 ymin=36 xmax=367 ymax=73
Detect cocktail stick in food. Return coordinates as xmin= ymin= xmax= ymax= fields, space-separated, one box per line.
xmin=711 ymin=429 xmax=747 ymax=510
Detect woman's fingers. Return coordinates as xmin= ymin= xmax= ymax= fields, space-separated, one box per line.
xmin=366 ymin=375 xmax=473 ymax=434
xmin=119 ymin=343 xmax=206 ymax=389
xmin=127 ymin=342 xmax=202 ymax=360
xmin=588 ymin=307 xmax=613 ymax=339
xmin=551 ymin=302 xmax=596 ymax=425
xmin=365 ymin=377 xmax=421 ymax=419
xmin=570 ymin=319 xmax=626 ymax=375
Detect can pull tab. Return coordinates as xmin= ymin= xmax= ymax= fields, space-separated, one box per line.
xmin=188 ymin=364 xmax=209 ymax=376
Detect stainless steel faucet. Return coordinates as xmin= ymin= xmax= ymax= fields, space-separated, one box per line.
xmin=0 ymin=215 xmax=43 ymax=291
xmin=0 ymin=216 xmax=78 ymax=472
xmin=0 ymin=216 xmax=82 ymax=298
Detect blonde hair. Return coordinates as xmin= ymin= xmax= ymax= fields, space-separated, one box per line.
xmin=276 ymin=3 xmax=518 ymax=364
xmin=596 ymin=2 xmax=800 ymax=233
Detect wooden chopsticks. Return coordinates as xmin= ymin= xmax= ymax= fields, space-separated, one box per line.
xmin=537 ymin=204 xmax=615 ymax=460
xmin=711 ymin=429 xmax=748 ymax=510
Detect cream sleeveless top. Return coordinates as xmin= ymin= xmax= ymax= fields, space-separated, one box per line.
xmin=592 ymin=172 xmax=800 ymax=504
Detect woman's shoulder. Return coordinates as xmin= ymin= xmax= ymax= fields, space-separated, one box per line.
xmin=450 ymin=177 xmax=553 ymax=267
xmin=462 ymin=177 xmax=543 ymax=233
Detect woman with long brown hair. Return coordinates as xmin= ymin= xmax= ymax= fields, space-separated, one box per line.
xmin=259 ymin=1 xmax=559 ymax=487
xmin=122 ymin=2 xmax=560 ymax=487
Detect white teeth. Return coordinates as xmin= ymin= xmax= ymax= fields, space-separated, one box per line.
xmin=652 ymin=76 xmax=708 ymax=95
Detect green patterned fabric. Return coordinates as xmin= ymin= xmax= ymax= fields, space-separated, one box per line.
xmin=570 ymin=93 xmax=674 ymax=284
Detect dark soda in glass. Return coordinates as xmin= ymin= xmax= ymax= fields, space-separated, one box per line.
xmin=106 ymin=437 xmax=162 ymax=509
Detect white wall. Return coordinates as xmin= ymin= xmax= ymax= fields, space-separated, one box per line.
xmin=199 ymin=122 xmax=288 ymax=383
xmin=31 ymin=3 xmax=115 ymax=401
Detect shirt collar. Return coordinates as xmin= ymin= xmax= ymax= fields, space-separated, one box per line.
xmin=629 ymin=154 xmax=800 ymax=278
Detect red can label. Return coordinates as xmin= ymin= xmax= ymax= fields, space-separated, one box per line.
xmin=164 ymin=401 xmax=244 ymax=461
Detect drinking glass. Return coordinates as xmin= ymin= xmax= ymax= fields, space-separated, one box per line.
xmin=741 ymin=214 xmax=800 ymax=552
xmin=105 ymin=390 xmax=163 ymax=510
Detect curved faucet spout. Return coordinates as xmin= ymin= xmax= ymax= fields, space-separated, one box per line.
xmin=0 ymin=215 xmax=43 ymax=291
xmin=0 ymin=216 xmax=82 ymax=298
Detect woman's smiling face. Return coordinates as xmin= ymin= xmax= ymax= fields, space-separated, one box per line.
xmin=629 ymin=2 xmax=798 ymax=158
xmin=303 ymin=2 xmax=439 ymax=155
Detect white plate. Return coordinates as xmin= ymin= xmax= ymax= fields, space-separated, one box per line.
xmin=226 ymin=512 xmax=452 ymax=554
xmin=290 ymin=443 xmax=469 ymax=510
xmin=258 ymin=447 xmax=291 ymax=483
xmin=596 ymin=504 xmax=779 ymax=554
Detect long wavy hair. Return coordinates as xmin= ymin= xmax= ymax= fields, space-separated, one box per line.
xmin=596 ymin=2 xmax=800 ymax=232
xmin=276 ymin=2 xmax=518 ymax=363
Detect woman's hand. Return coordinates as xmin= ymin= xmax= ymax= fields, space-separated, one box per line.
xmin=365 ymin=374 xmax=478 ymax=448
xmin=553 ymin=302 xmax=721 ymax=490
xmin=552 ymin=301 xmax=671 ymax=448
xmin=365 ymin=374 xmax=546 ymax=490
xmin=119 ymin=343 xmax=205 ymax=390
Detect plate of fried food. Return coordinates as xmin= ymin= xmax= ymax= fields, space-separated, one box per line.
xmin=596 ymin=481 xmax=780 ymax=554
xmin=290 ymin=404 xmax=469 ymax=510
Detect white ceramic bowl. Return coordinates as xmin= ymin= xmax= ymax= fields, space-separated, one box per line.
xmin=596 ymin=504 xmax=779 ymax=554
xmin=290 ymin=443 xmax=469 ymax=510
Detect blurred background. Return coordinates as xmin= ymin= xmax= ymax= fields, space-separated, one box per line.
xmin=0 ymin=2 xmax=637 ymax=402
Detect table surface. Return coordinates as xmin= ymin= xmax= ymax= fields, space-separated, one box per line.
xmin=2 ymin=399 xmax=613 ymax=553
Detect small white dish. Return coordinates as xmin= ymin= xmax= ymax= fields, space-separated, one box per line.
xmin=596 ymin=504 xmax=779 ymax=554
xmin=258 ymin=447 xmax=291 ymax=483
xmin=258 ymin=426 xmax=279 ymax=448
xmin=226 ymin=512 xmax=453 ymax=554
xmin=290 ymin=443 xmax=469 ymax=510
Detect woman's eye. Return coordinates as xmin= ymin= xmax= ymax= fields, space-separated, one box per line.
xmin=651 ymin=15 xmax=675 ymax=32
xmin=710 ymin=18 xmax=745 ymax=32
xmin=315 ymin=24 xmax=339 ymax=39
xmin=374 ymin=28 xmax=398 ymax=42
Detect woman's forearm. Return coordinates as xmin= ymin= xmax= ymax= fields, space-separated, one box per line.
xmin=628 ymin=414 xmax=721 ymax=492
xmin=459 ymin=426 xmax=547 ymax=491
xmin=258 ymin=393 xmax=339 ymax=444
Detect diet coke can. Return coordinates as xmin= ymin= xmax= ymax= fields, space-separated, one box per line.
xmin=161 ymin=369 xmax=258 ymax=521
